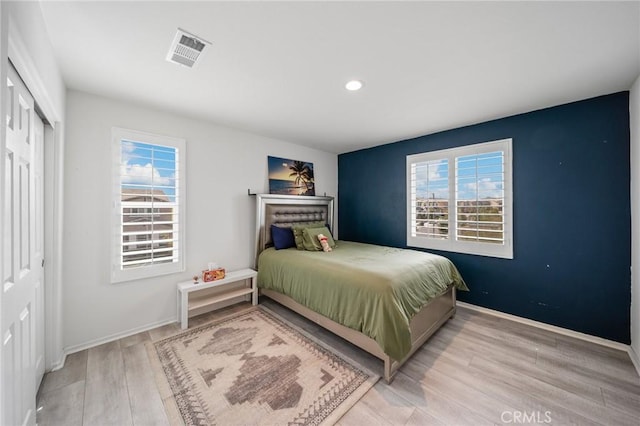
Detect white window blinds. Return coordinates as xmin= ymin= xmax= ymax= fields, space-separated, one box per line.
xmin=112 ymin=128 xmax=185 ymax=283
xmin=407 ymin=138 xmax=513 ymax=259
xmin=409 ymin=158 xmax=449 ymax=240
xmin=455 ymin=151 xmax=505 ymax=245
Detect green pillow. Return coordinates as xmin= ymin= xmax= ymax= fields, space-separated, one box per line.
xmin=302 ymin=226 xmax=336 ymax=251
xmin=292 ymin=222 xmax=325 ymax=250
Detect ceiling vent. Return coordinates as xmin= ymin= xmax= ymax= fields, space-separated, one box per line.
xmin=166 ymin=28 xmax=211 ymax=68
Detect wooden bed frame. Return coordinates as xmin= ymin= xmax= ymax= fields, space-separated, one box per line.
xmin=254 ymin=194 xmax=457 ymax=383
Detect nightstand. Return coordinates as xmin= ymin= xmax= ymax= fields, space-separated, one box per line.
xmin=177 ymin=268 xmax=257 ymax=329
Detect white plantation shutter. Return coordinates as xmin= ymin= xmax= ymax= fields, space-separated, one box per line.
xmin=112 ymin=128 xmax=186 ymax=283
xmin=409 ymin=158 xmax=450 ymax=240
xmin=456 ymin=151 xmax=505 ymax=244
xmin=407 ymin=138 xmax=513 ymax=259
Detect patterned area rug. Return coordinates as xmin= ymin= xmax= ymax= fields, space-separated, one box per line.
xmin=147 ymin=306 xmax=379 ymax=425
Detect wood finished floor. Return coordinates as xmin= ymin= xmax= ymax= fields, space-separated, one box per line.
xmin=36 ymin=300 xmax=640 ymax=426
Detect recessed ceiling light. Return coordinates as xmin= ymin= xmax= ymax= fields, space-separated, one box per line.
xmin=345 ymin=80 xmax=363 ymax=91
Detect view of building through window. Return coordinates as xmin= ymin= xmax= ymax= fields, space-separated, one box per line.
xmin=120 ymin=140 xmax=179 ymax=269
xmin=412 ymin=151 xmax=505 ymax=244
xmin=412 ymin=158 xmax=449 ymax=240
xmin=408 ymin=138 xmax=512 ymax=259
xmin=455 ymin=151 xmax=505 ymax=244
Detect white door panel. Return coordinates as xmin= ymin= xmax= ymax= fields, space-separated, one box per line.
xmin=2 ymin=63 xmax=44 ymax=426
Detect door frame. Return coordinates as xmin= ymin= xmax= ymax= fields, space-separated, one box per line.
xmin=1 ymin=2 xmax=7 ymax=416
xmin=1 ymin=12 xmax=65 ymax=373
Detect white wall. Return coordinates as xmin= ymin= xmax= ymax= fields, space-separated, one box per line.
xmin=631 ymin=74 xmax=640 ymax=369
xmin=63 ymin=90 xmax=338 ymax=350
xmin=5 ymin=1 xmax=65 ymax=120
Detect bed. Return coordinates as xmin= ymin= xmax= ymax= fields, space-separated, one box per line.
xmin=254 ymin=194 xmax=467 ymax=383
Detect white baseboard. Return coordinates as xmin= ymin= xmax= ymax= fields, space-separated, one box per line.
xmin=57 ymin=299 xmax=251 ymax=370
xmin=49 ymin=352 xmax=67 ymax=372
xmin=629 ymin=345 xmax=640 ymax=377
xmin=62 ymin=317 xmax=176 ymax=360
xmin=53 ymin=304 xmax=640 ymax=378
xmin=457 ymin=301 xmax=629 ymax=352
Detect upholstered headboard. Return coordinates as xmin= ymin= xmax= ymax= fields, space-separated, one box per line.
xmin=255 ymin=194 xmax=334 ymax=267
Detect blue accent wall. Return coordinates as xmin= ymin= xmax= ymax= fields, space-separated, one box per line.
xmin=338 ymin=92 xmax=631 ymax=343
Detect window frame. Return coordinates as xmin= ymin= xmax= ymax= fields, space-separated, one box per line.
xmin=111 ymin=127 xmax=186 ymax=283
xmin=406 ymin=138 xmax=513 ymax=259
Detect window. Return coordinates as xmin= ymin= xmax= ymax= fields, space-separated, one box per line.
xmin=407 ymin=138 xmax=513 ymax=259
xmin=112 ymin=128 xmax=185 ymax=283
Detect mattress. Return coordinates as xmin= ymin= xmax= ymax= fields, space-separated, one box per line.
xmin=257 ymin=240 xmax=468 ymax=360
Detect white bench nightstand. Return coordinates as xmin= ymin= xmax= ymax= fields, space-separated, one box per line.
xmin=177 ymin=268 xmax=257 ymax=329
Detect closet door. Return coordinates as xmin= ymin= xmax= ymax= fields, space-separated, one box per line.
xmin=2 ymin=63 xmax=44 ymax=426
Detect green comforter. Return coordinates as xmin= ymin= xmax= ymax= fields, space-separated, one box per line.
xmin=257 ymin=241 xmax=468 ymax=361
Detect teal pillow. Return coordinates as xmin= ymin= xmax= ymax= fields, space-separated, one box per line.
xmin=292 ymin=222 xmax=325 ymax=250
xmin=302 ymin=226 xmax=336 ymax=251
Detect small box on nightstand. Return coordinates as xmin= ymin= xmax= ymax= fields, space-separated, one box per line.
xmin=202 ymin=268 xmax=225 ymax=282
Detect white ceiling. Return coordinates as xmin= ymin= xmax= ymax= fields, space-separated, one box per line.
xmin=39 ymin=1 xmax=640 ymax=154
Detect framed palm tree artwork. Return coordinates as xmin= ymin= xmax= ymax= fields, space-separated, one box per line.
xmin=267 ymin=156 xmax=315 ymax=196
